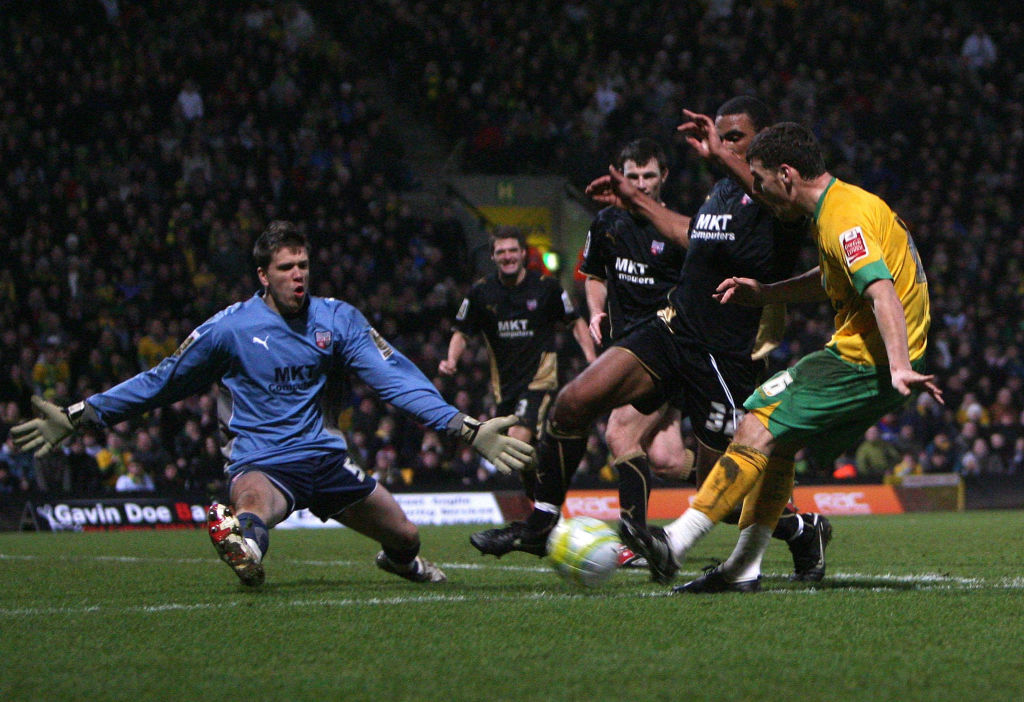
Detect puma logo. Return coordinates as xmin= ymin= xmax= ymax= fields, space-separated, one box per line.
xmin=252 ymin=335 xmax=269 ymax=350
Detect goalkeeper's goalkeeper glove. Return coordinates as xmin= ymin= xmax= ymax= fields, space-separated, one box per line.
xmin=452 ymin=414 xmax=536 ymax=474
xmin=11 ymin=396 xmax=95 ymax=458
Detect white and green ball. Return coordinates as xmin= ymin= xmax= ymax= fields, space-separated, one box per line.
xmin=546 ymin=516 xmax=621 ymax=588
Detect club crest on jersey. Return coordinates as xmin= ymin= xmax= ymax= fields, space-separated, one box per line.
xmin=315 ymin=330 xmax=332 ymax=349
xmin=741 ymin=193 xmax=753 ymax=206
xmin=369 ymin=327 xmax=394 ymax=360
xmin=526 ymin=299 xmax=538 ymax=311
xmin=840 ymin=227 xmax=869 ymax=265
xmin=650 ymin=240 xmax=665 ymax=255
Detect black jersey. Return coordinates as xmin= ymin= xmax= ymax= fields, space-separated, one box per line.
xmin=454 ymin=270 xmax=579 ymax=403
xmin=667 ymin=178 xmax=806 ymax=355
xmin=580 ymin=207 xmax=685 ymax=341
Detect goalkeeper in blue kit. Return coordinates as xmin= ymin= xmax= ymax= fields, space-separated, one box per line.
xmin=12 ymin=221 xmax=535 ymax=586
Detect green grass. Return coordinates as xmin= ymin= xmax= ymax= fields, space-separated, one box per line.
xmin=3 ymin=511 xmax=1024 ymax=701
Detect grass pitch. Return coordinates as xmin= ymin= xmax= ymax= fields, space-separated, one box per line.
xmin=2 ymin=511 xmax=1024 ymax=701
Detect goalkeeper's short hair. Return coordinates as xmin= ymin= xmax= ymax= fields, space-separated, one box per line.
xmin=254 ymin=220 xmax=309 ymax=269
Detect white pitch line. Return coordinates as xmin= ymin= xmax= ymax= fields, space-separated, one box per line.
xmin=4 ymin=574 xmax=1024 ymax=619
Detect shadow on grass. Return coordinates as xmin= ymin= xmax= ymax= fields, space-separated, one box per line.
xmin=761 ymin=574 xmax=956 ymax=592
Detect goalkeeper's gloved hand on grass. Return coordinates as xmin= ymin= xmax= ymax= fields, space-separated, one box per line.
xmin=11 ymin=395 xmax=93 ymax=458
xmin=452 ymin=414 xmax=536 ymax=474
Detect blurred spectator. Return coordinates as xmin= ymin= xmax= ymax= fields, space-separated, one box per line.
xmin=925 ymin=433 xmax=958 ymax=474
xmin=450 ymin=445 xmax=484 ymax=486
xmin=154 ymin=461 xmax=188 ymax=494
xmin=115 ymin=460 xmax=156 ymax=493
xmin=65 ymin=436 xmax=103 ymax=494
xmin=887 ymin=451 xmax=925 ymax=484
xmin=190 ymin=435 xmax=227 ymax=495
xmin=95 ymin=433 xmax=131 ymax=488
xmin=854 ymin=426 xmax=901 ymax=480
xmin=175 ymin=79 xmax=205 ymax=123
xmin=131 ymin=429 xmax=170 ymax=477
xmin=960 ymin=437 xmax=1006 ymax=475
xmin=960 ymin=23 xmax=997 ymax=72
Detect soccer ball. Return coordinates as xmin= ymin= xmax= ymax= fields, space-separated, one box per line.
xmin=546 ymin=516 xmax=621 ymax=588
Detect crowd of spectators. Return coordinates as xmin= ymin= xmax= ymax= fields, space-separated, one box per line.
xmin=1 ymin=1 xmax=1023 ymax=503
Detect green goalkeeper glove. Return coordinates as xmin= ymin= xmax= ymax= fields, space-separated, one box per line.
xmin=10 ymin=396 xmax=86 ymax=458
xmin=458 ymin=415 xmax=536 ymax=474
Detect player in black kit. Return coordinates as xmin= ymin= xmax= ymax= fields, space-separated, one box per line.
xmin=580 ymin=138 xmax=690 ymax=566
xmin=440 ymin=226 xmax=596 ymax=494
xmin=471 ymin=97 xmax=831 ymax=585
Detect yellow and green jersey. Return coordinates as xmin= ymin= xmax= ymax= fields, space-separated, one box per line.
xmin=813 ymin=178 xmax=930 ymax=367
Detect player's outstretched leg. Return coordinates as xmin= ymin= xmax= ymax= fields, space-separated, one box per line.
xmin=336 ymin=484 xmax=448 ymax=583
xmin=207 ymin=503 xmax=265 ymax=587
xmin=618 ymin=514 xmax=679 ymax=584
xmin=469 ymin=518 xmax=553 ymax=558
xmin=375 ymin=551 xmax=447 ymax=582
xmin=673 ymin=563 xmax=761 ymax=594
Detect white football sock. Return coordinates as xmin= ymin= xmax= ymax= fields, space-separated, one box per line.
xmin=721 ymin=524 xmax=772 ymax=582
xmin=663 ymin=508 xmax=715 ymax=560
xmin=244 ymin=537 xmax=264 ymax=563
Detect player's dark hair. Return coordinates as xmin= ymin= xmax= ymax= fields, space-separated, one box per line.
xmin=616 ymin=138 xmax=668 ymax=172
xmin=254 ymin=220 xmax=309 ymax=270
xmin=746 ymin=122 xmax=827 ymax=179
xmin=489 ymin=225 xmax=527 ymax=254
xmin=717 ymin=95 xmax=774 ymax=132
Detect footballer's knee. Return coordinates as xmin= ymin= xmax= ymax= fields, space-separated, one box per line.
xmin=549 ymin=382 xmax=596 ymax=435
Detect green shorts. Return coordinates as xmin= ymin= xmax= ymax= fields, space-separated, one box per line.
xmin=743 ymin=348 xmax=925 ymax=463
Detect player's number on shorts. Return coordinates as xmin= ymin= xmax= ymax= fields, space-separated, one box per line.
xmin=705 ymin=402 xmax=743 ymax=437
xmin=344 ymin=457 xmax=366 ymax=482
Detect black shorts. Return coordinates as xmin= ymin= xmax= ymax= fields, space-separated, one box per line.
xmin=233 ymin=452 xmax=376 ymax=521
xmin=496 ymin=388 xmax=554 ymax=436
xmin=613 ymin=319 xmax=763 ymax=452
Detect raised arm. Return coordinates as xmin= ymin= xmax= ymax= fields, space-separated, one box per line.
xmin=678 ymin=109 xmax=759 ymax=198
xmin=585 ymin=166 xmax=692 ymax=248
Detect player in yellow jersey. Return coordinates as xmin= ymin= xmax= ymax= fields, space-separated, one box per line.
xmin=620 ymin=122 xmax=944 ymax=592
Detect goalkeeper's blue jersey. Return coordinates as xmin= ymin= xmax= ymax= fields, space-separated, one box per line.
xmin=87 ymin=293 xmax=459 ymax=472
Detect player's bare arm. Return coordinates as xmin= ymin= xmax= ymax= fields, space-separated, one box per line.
xmin=585 ymin=166 xmax=692 ymax=248
xmin=863 ymin=278 xmax=944 ymax=404
xmin=571 ymin=317 xmax=598 ymax=363
xmin=439 ymin=330 xmax=467 ymax=376
xmin=716 ymin=267 xmax=827 ymax=306
xmin=584 ymin=276 xmax=608 ymax=345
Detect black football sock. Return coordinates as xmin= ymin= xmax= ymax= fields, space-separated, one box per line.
xmin=772 ymin=505 xmax=802 ymax=540
xmin=530 ymin=420 xmax=586 ymax=522
xmin=615 ymin=452 xmax=651 ymax=526
xmin=238 ymin=512 xmax=270 ymax=557
xmin=525 ymin=507 xmax=560 ymax=535
xmin=383 ymin=538 xmax=421 ymax=567
xmin=520 ymin=467 xmax=537 ymax=502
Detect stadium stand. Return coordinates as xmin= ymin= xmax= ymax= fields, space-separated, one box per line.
xmin=1 ymin=0 xmax=1022 ymax=503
